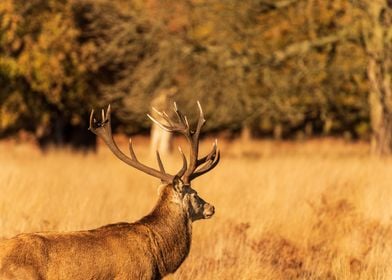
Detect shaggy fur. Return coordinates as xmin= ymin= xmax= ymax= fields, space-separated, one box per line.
xmin=0 ymin=183 xmax=213 ymax=280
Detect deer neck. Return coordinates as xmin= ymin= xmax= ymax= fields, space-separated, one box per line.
xmin=139 ymin=186 xmax=192 ymax=276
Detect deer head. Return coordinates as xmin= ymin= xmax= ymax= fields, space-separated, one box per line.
xmin=88 ymin=102 xmax=220 ymax=222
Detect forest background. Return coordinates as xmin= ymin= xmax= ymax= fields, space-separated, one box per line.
xmin=0 ymin=0 xmax=391 ymax=153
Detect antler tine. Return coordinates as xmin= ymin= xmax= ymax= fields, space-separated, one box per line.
xmin=194 ymin=101 xmax=206 ymax=136
xmin=106 ymin=104 xmax=111 ymax=121
xmin=128 ymin=139 xmax=137 ymax=160
xmin=89 ymin=106 xmax=174 ymax=183
xmin=162 ymin=111 xmax=174 ymax=127
xmin=156 ymin=147 xmax=187 ymax=179
xmin=176 ymin=146 xmax=188 ymax=178
xmin=190 ymin=149 xmax=220 ymax=181
xmin=182 ymin=101 xmax=207 ymax=184
xmin=196 ymin=141 xmax=219 ymax=171
xmin=156 ymin=151 xmax=165 ymax=173
xmin=148 ymin=103 xmax=192 ymax=138
xmin=184 ymin=116 xmax=190 ymax=130
xmin=173 ymin=102 xmax=190 ymax=132
xmin=88 ymin=109 xmax=95 ymax=131
xmin=152 ymin=107 xmax=174 ymax=127
xmin=147 ymin=114 xmax=174 ymax=132
xmin=197 ymin=139 xmax=218 ymax=165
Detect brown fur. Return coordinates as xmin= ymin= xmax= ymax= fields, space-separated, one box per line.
xmin=0 ymin=184 xmax=197 ymax=280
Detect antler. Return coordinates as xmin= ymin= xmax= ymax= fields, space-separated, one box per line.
xmin=147 ymin=101 xmax=220 ymax=184
xmin=89 ymin=105 xmax=187 ymax=183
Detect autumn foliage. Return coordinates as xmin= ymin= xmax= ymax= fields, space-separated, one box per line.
xmin=0 ymin=0 xmax=390 ymax=147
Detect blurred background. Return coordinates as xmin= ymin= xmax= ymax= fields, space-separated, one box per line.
xmin=0 ymin=0 xmax=390 ymax=154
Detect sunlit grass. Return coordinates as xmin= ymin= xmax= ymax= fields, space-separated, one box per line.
xmin=1 ymin=138 xmax=392 ymax=279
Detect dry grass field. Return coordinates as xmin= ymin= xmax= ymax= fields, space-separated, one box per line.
xmin=1 ymin=137 xmax=392 ymax=279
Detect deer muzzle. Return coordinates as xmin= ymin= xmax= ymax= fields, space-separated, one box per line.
xmin=203 ymin=204 xmax=215 ymax=219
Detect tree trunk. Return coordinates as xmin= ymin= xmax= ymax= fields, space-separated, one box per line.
xmin=368 ymin=57 xmax=392 ymax=154
xmin=364 ymin=0 xmax=392 ymax=155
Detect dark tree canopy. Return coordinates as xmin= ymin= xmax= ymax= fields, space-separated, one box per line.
xmin=0 ymin=0 xmax=386 ymax=148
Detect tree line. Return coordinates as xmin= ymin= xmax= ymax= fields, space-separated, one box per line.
xmin=0 ymin=0 xmax=391 ymax=153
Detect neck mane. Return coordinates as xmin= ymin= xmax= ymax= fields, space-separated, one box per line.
xmin=138 ymin=185 xmax=192 ymax=276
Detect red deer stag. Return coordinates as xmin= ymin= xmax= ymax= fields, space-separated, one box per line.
xmin=0 ymin=102 xmax=220 ymax=280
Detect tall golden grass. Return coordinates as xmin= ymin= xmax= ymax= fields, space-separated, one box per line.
xmin=1 ymin=138 xmax=392 ymax=279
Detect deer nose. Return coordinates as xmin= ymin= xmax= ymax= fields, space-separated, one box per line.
xmin=204 ymin=204 xmax=215 ymax=219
